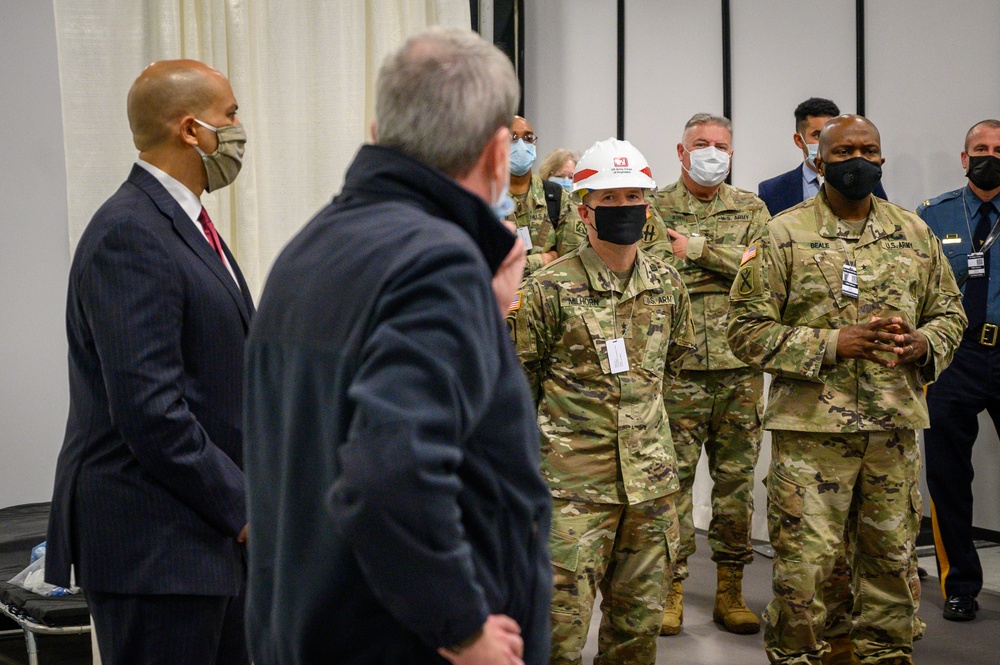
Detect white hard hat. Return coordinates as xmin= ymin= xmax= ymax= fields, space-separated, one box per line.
xmin=571 ymin=138 xmax=655 ymax=200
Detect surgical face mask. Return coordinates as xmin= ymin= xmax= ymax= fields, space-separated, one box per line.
xmin=550 ymin=176 xmax=572 ymax=192
xmin=509 ymin=139 xmax=536 ymax=176
xmin=684 ymin=146 xmax=730 ymax=187
xmin=491 ymin=180 xmax=515 ymax=220
xmin=587 ymin=203 xmax=647 ymax=245
xmin=822 ymin=157 xmax=883 ymax=201
xmin=800 ymin=135 xmax=820 ymax=163
xmin=966 ymin=154 xmax=1000 ymax=191
xmin=193 ymin=118 xmax=246 ymax=192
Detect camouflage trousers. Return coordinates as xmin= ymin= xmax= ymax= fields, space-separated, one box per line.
xmin=822 ymin=464 xmax=925 ymax=644
xmin=764 ymin=430 xmax=920 ymax=665
xmin=664 ymin=367 xmax=762 ymax=579
xmin=549 ymin=496 xmax=680 ymax=665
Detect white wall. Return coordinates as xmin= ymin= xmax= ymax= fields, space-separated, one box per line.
xmin=2 ymin=1 xmax=999 ymax=537
xmin=525 ymin=0 xmax=1000 ymax=539
xmin=0 ymin=2 xmax=70 ymax=508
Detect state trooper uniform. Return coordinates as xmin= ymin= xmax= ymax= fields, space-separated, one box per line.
xmin=509 ymin=139 xmax=695 ymax=665
xmin=918 ymin=186 xmax=1000 ymax=610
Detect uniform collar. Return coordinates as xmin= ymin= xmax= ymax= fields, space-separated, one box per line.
xmin=579 ymin=243 xmax=660 ymax=297
xmin=672 ymin=177 xmax=740 ymax=216
xmin=814 ymin=188 xmax=898 ymax=243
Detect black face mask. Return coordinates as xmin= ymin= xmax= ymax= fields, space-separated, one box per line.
xmin=823 ymin=157 xmax=883 ymax=201
xmin=967 ymin=155 xmax=1000 ymax=191
xmin=588 ymin=204 xmax=647 ymax=245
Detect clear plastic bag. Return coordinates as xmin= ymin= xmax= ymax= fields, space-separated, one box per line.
xmin=8 ymin=544 xmax=80 ymax=597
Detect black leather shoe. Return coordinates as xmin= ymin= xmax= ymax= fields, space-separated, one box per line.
xmin=943 ymin=595 xmax=978 ymax=621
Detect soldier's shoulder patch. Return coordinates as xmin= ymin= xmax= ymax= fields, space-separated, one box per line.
xmin=509 ymin=291 xmax=522 ymax=312
xmin=734 ymin=263 xmax=761 ymax=299
xmin=740 ymin=242 xmax=757 ymax=265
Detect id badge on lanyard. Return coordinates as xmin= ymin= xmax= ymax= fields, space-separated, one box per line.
xmin=842 ymin=264 xmax=859 ymax=299
xmin=968 ymin=252 xmax=986 ymax=279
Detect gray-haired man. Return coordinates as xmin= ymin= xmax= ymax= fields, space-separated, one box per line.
xmin=243 ymin=27 xmax=552 ymax=665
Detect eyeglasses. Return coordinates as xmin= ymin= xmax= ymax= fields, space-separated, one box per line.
xmin=511 ymin=133 xmax=537 ymax=145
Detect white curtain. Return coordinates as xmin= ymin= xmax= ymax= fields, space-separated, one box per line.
xmin=53 ymin=0 xmax=471 ymax=296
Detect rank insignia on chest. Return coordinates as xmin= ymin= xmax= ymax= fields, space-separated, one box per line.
xmin=509 ymin=291 xmax=522 ymax=312
xmin=740 ymin=243 xmax=757 ymax=265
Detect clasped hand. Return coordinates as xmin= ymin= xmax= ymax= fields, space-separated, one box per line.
xmin=836 ymin=316 xmax=927 ymax=368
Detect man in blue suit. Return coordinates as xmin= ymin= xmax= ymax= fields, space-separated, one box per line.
xmin=47 ymin=60 xmax=253 ymax=665
xmin=758 ymin=98 xmax=887 ymax=215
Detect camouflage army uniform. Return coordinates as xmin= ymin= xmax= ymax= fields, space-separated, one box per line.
xmin=507 ymin=173 xmax=576 ymax=275
xmin=644 ymin=178 xmax=770 ymax=580
xmin=727 ymin=190 xmax=967 ymax=664
xmin=555 ymin=203 xmax=587 ymax=257
xmin=509 ymin=243 xmax=695 ymax=665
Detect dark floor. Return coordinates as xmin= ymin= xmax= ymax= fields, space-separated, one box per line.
xmin=582 ymin=533 xmax=1000 ymax=664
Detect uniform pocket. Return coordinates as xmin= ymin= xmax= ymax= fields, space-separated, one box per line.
xmin=582 ymin=311 xmax=612 ymax=375
xmin=767 ymin=471 xmax=805 ymax=557
xmin=549 ymin=528 xmax=581 ymax=617
xmin=641 ymin=308 xmax=669 ymax=375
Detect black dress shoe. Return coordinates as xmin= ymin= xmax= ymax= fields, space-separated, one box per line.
xmin=943 ymin=595 xmax=978 ymax=621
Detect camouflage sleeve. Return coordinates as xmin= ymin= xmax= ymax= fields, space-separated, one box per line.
xmin=555 ymin=197 xmax=585 ymax=256
xmin=524 ymin=252 xmax=546 ymax=275
xmin=524 ymin=231 xmax=557 ymax=276
xmin=665 ymin=278 xmax=696 ymax=382
xmin=506 ymin=277 xmax=553 ymax=402
xmin=914 ymin=234 xmax=968 ymax=384
xmin=687 ymin=204 xmax=771 ymax=280
xmin=726 ymin=225 xmax=831 ymax=383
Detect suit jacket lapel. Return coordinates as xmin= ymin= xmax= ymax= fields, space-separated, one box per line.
xmin=128 ymin=165 xmax=253 ymax=328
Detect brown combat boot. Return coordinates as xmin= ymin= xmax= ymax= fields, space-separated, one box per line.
xmin=660 ymin=579 xmax=683 ymax=635
xmin=821 ymin=636 xmax=858 ymax=665
xmin=713 ymin=563 xmax=761 ymax=634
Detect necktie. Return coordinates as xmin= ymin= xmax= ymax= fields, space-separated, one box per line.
xmin=197 ymin=207 xmax=227 ymax=264
xmin=964 ymin=200 xmax=995 ymax=333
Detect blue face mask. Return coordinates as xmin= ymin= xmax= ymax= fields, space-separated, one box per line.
xmin=550 ymin=176 xmax=572 ymax=192
xmin=509 ymin=139 xmax=536 ymax=176
xmin=491 ymin=180 xmax=515 ymax=220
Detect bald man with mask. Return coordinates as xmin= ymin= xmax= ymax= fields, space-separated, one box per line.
xmin=47 ymin=60 xmax=254 ymax=664
xmin=728 ymin=115 xmax=966 ymax=664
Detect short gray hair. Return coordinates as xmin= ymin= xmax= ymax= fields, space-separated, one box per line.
xmin=376 ymin=27 xmax=520 ymax=178
xmin=683 ymin=113 xmax=733 ymax=138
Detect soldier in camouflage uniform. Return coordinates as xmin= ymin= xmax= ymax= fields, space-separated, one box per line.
xmin=643 ymin=113 xmax=769 ymax=637
xmin=727 ymin=115 xmax=967 ymax=665
xmin=509 ymin=139 xmax=695 ymax=665
xmin=505 ymin=115 xmax=580 ymax=275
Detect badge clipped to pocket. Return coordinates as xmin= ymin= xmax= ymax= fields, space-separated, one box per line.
xmin=606 ymin=337 xmax=630 ymax=374
xmin=841 ymin=264 xmax=859 ymax=299
xmin=516 ymin=226 xmax=533 ymax=251
xmin=968 ymin=252 xmax=986 ymax=279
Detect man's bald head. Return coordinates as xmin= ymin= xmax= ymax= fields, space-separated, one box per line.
xmin=818 ymin=114 xmax=881 ymax=159
xmin=127 ymin=60 xmax=228 ymax=151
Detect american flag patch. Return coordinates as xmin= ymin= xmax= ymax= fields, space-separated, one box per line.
xmin=740 ymin=243 xmax=757 ymax=265
xmin=509 ymin=291 xmax=522 ymax=312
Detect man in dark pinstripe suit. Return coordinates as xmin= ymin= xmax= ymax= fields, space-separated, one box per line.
xmin=46 ymin=59 xmax=253 ymax=665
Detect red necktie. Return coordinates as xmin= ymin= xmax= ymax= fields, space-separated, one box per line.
xmin=197 ymin=207 xmax=227 ymax=264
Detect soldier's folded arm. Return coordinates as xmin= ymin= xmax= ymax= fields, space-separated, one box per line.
xmin=687 ymin=206 xmax=771 ymax=280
